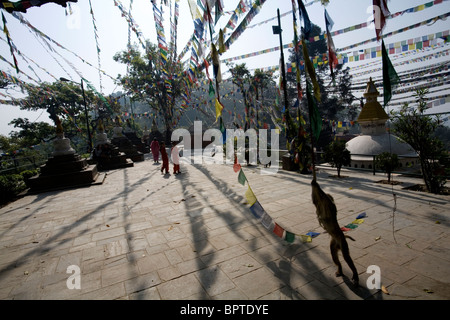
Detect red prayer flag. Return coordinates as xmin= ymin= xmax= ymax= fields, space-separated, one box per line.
xmin=273 ymin=223 xmax=285 ymax=238
xmin=373 ymin=0 xmax=390 ymax=41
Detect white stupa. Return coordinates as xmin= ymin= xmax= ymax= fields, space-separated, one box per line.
xmin=346 ymin=78 xmax=417 ymax=169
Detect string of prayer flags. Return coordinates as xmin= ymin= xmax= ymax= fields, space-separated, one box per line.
xmin=234 ymin=161 xmax=369 ymax=245
xmin=291 ymin=0 xmax=303 ymax=99
xmin=223 ymin=0 xmax=268 ymax=53
xmin=0 ymin=1 xmax=76 ymax=13
xmin=114 ymin=0 xmax=146 ymax=50
xmin=88 ymin=0 xmax=103 ymax=92
xmin=1 ymin=11 xmax=18 ymax=73
xmin=235 ymin=162 xmax=315 ymax=244
xmin=341 ymin=212 xmax=367 ymax=232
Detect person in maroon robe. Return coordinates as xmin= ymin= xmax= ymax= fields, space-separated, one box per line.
xmin=150 ymin=138 xmax=160 ymax=163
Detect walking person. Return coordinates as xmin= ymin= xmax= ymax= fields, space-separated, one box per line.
xmin=150 ymin=137 xmax=160 ymax=163
xmin=171 ymin=142 xmax=181 ymax=175
xmin=160 ymin=142 xmax=169 ymax=175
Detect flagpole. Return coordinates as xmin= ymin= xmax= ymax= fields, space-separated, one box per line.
xmin=273 ymin=8 xmax=290 ymax=139
xmin=306 ymin=81 xmax=317 ymax=181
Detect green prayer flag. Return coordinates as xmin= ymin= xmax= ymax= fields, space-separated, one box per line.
xmin=238 ymin=169 xmax=247 ymax=186
xmin=382 ymin=40 xmax=400 ymax=106
xmin=284 ymin=231 xmax=295 ymax=243
xmin=208 ymin=80 xmax=215 ymax=98
xmin=302 ymin=37 xmax=320 ymax=102
xmin=306 ymin=81 xmax=322 ymax=141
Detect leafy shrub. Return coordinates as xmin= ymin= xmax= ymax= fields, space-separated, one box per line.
xmin=375 ymin=152 xmax=399 ymax=183
xmin=322 ymin=140 xmax=351 ymax=177
xmin=0 ymin=174 xmax=26 ymax=205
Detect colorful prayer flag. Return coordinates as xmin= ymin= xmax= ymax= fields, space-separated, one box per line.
xmin=215 ymin=98 xmax=224 ymax=122
xmin=249 ymin=201 xmax=265 ymax=219
xmin=302 ymin=37 xmax=320 ymax=102
xmin=261 ymin=212 xmax=274 ymax=231
xmin=245 ymin=185 xmax=257 ymax=206
xmin=238 ymin=168 xmax=247 ymax=185
xmin=284 ymin=231 xmax=295 ymax=243
xmin=306 ymin=80 xmax=322 ymax=141
xmin=373 ymin=0 xmax=390 ymax=41
xmin=381 ymin=39 xmax=400 ymax=106
xmin=273 ymin=223 xmax=285 ymax=238
xmin=297 ymin=0 xmax=312 ymax=38
xmin=300 ymin=234 xmax=312 ymax=243
xmin=324 ymin=9 xmax=338 ymax=76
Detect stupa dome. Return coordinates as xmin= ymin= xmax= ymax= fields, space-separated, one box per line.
xmin=346 ymin=78 xmax=417 ymax=169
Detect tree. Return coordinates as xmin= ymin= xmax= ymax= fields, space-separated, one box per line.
xmin=114 ymin=41 xmax=191 ymax=143
xmin=375 ymin=152 xmax=399 ymax=183
xmin=391 ymin=89 xmax=448 ymax=193
xmin=18 ymin=80 xmax=98 ymax=125
xmin=226 ymin=62 xmax=252 ymax=129
xmin=322 ymin=140 xmax=351 ymax=178
xmin=8 ymin=118 xmax=54 ymax=148
xmin=12 ymin=80 xmax=113 ymax=153
xmin=250 ymin=69 xmax=274 ymax=129
xmin=286 ymin=24 xmax=355 ymax=150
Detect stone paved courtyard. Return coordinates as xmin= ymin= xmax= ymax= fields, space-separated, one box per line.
xmin=0 ymin=153 xmax=449 ymax=300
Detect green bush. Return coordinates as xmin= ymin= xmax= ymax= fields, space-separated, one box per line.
xmin=20 ymin=169 xmax=39 ymax=180
xmin=0 ymin=174 xmax=27 ymax=205
xmin=322 ymin=140 xmax=351 ymax=177
xmin=375 ymin=152 xmax=399 ymax=183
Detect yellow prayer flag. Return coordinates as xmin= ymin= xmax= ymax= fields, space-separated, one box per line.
xmin=245 ymin=186 xmax=257 ymax=206
xmin=300 ymin=235 xmax=312 ymax=243
xmin=352 ymin=219 xmax=364 ymax=224
xmin=215 ymin=99 xmax=223 ymax=122
xmin=219 ymin=29 xmax=226 ymax=54
xmin=302 ymin=37 xmax=321 ymax=102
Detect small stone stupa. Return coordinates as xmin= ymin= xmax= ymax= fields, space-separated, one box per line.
xmin=92 ymin=119 xmax=133 ymax=170
xmin=28 ymin=117 xmax=103 ymax=193
xmin=346 ymin=78 xmax=417 ymax=169
xmin=110 ymin=116 xmax=144 ymax=162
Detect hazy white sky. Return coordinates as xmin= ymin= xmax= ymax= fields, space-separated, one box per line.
xmin=0 ymin=0 xmax=449 ymax=136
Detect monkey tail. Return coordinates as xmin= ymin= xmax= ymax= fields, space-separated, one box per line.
xmin=345 ymin=235 xmax=356 ymax=241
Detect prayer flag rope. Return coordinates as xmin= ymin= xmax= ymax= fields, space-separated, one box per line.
xmin=233 ymin=160 xmax=366 ymax=244
xmin=88 ymin=0 xmax=103 ymax=93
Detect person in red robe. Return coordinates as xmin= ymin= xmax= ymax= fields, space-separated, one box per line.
xmin=160 ymin=142 xmax=169 ymax=174
xmin=150 ymin=138 xmax=160 ymax=163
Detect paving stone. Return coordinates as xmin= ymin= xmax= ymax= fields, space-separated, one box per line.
xmin=0 ymin=157 xmax=448 ymax=300
xmin=233 ymin=267 xmax=283 ymax=300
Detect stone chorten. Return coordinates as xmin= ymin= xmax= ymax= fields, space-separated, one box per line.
xmin=92 ymin=119 xmax=133 ymax=170
xmin=346 ymin=78 xmax=417 ymax=169
xmin=27 ymin=117 xmax=103 ymax=192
